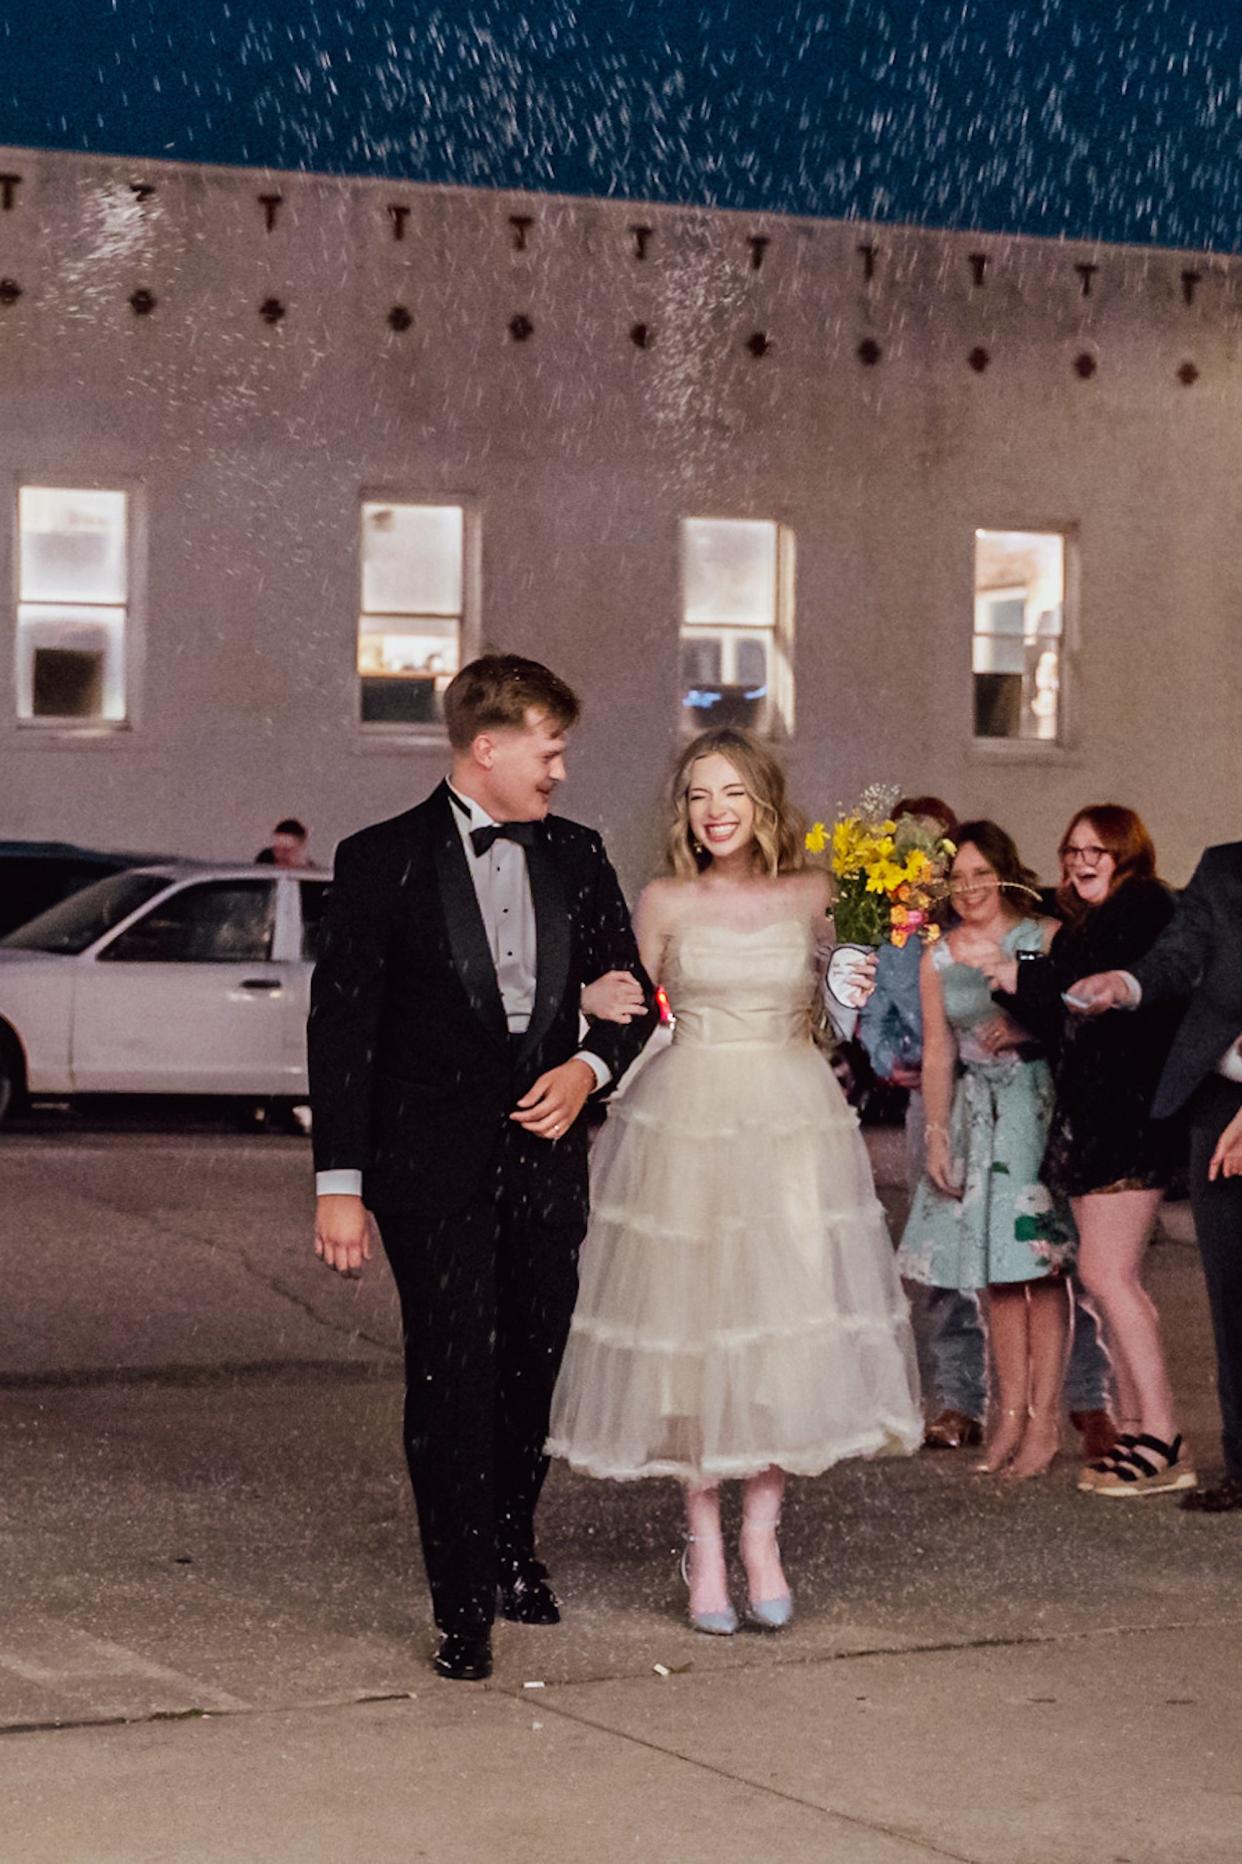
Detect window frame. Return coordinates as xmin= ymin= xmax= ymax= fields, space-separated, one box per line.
xmin=291 ymin=874 xmax=332 ymax=963
xmin=969 ymin=523 xmax=1079 ymax=760
xmin=356 ymin=493 xmax=480 ymax=739
xmin=677 ymin=515 xmax=796 ymax=741
xmin=10 ymin=477 xmax=146 ymax=737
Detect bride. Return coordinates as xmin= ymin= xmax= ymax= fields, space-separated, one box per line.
xmin=548 ymin=727 xmax=921 ymax=1634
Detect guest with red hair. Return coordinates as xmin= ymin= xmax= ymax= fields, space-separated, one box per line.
xmin=984 ymin=805 xmax=1192 ymax=1497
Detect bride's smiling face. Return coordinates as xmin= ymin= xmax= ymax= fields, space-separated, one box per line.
xmin=687 ymin=753 xmax=756 ymax=863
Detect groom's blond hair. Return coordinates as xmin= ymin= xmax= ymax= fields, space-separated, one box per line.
xmin=444 ymin=655 xmax=580 ymax=751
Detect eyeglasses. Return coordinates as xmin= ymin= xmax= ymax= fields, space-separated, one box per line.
xmin=1062 ymin=845 xmax=1109 ymax=865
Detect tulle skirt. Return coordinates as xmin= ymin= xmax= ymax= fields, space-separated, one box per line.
xmin=548 ymin=1036 xmax=923 ymax=1484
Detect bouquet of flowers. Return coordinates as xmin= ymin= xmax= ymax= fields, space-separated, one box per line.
xmin=806 ymin=784 xmax=956 ymax=948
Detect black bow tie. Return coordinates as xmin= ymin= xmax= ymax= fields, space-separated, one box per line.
xmin=470 ymin=820 xmax=537 ymax=857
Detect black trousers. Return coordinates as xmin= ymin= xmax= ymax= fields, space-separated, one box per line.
xmin=374 ymin=1142 xmax=583 ymax=1636
xmin=1188 ymin=1076 xmax=1242 ymax=1479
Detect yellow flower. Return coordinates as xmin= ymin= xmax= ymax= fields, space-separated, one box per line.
xmin=805 ymin=821 xmax=827 ymax=854
xmin=865 ymin=858 xmax=906 ymax=894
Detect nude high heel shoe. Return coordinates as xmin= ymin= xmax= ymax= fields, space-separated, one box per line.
xmin=1004 ymin=1408 xmax=1062 ymax=1481
xmin=973 ymin=1406 xmax=1027 ymax=1474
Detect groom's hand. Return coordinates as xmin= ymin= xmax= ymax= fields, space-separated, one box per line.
xmin=315 ymin=1194 xmax=374 ymax=1277
xmin=511 ymin=1058 xmax=595 ymax=1141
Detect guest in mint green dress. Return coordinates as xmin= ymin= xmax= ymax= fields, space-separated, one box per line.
xmin=896 ymin=822 xmax=1072 ymax=1480
xmin=897 ymin=922 xmax=1075 ymax=1293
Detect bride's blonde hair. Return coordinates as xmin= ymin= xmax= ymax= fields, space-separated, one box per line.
xmin=665 ymin=727 xmax=807 ymax=881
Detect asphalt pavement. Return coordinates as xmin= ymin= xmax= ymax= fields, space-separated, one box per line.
xmin=2 ymin=1115 xmax=1239 ymax=1864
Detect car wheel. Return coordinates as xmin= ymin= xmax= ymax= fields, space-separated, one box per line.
xmin=0 ymin=1031 xmax=25 ymax=1126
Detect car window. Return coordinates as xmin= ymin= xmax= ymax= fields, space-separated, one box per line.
xmin=0 ymin=857 xmax=129 ymax=938
xmin=297 ymin=881 xmax=331 ymax=960
xmin=1 ymin=871 xmax=170 ymax=953
xmin=101 ymin=881 xmax=277 ymax=965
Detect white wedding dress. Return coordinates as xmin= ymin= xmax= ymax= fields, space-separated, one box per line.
xmin=548 ymin=899 xmax=922 ymax=1484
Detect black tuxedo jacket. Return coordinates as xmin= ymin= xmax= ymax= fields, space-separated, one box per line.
xmin=308 ymin=782 xmax=658 ymax=1219
xmin=1131 ymin=842 xmax=1242 ymax=1118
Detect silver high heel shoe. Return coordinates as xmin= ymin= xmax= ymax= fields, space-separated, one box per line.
xmin=680 ymin=1533 xmax=738 ymax=1636
xmin=739 ymin=1518 xmax=793 ymax=1631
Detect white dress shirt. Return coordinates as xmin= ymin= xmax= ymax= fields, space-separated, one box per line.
xmin=316 ymin=782 xmax=608 ymax=1197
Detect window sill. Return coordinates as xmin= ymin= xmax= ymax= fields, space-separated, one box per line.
xmin=968 ymin=737 xmax=1083 ymax=766
xmin=354 ymin=727 xmax=450 ymax=753
xmin=11 ymin=721 xmax=134 ymax=747
xmin=679 ymin=718 xmax=793 ymax=745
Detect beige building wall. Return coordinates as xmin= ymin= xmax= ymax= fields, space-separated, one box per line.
xmin=0 ymin=143 xmax=1238 ymax=894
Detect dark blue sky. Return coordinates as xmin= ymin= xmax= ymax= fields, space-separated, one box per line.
xmin=3 ymin=1 xmax=1240 ymax=250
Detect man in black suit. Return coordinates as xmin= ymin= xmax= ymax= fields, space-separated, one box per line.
xmin=1071 ymin=840 xmax=1242 ymax=1512
xmin=308 ymin=657 xmax=657 ymax=1677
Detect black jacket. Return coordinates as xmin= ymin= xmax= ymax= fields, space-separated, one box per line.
xmin=308 ymin=783 xmax=658 ymax=1218
xmin=994 ymin=877 xmax=1184 ymax=1194
xmin=1130 ymin=842 xmax=1242 ymax=1119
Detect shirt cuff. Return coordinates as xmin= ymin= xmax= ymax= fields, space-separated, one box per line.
xmin=316 ymin=1169 xmax=363 ymax=1197
xmin=575 ymin=1050 xmax=611 ymax=1092
xmin=1119 ymin=971 xmax=1142 ymax=1007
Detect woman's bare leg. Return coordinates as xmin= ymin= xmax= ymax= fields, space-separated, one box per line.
xmin=1073 ymin=1190 xmax=1176 ymax=1443
xmin=1007 ymin=1278 xmax=1071 ymax=1478
xmin=683 ymin=1483 xmax=731 ymax=1617
xmin=739 ymin=1465 xmax=788 ymax=1604
xmin=978 ymin=1284 xmax=1031 ymax=1471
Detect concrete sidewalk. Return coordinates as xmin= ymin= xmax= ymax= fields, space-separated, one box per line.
xmin=7 ymin=1620 xmax=1241 ymax=1864
xmin=2 ymin=1124 xmax=1239 ymax=1862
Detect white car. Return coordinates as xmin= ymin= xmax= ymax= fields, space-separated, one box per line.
xmin=0 ymin=863 xmax=332 ymax=1122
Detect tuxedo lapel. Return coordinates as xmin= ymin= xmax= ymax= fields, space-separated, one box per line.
xmin=519 ymin=834 xmax=572 ymax=1069
xmin=429 ymin=784 xmax=509 ymax=1049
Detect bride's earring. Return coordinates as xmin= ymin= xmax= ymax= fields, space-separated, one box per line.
xmin=692 ymin=838 xmax=704 ymax=855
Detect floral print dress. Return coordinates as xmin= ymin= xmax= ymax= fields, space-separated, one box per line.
xmin=897 ymin=920 xmax=1075 ymax=1292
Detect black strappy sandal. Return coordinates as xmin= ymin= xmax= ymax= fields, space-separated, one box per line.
xmin=1088 ymin=1433 xmax=1197 ymax=1498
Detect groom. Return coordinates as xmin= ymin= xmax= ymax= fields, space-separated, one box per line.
xmin=309 ymin=656 xmax=657 ymax=1679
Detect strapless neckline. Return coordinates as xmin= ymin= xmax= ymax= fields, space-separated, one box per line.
xmin=671 ymin=914 xmax=808 ymax=942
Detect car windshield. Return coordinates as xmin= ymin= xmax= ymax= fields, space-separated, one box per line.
xmin=1 ymin=871 xmax=172 ymax=954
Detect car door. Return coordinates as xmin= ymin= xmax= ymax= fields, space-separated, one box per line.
xmin=277 ymin=876 xmax=331 ymax=1091
xmin=71 ymin=876 xmax=289 ymax=1093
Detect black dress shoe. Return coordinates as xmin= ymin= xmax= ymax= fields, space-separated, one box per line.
xmin=498 ymin=1560 xmax=560 ymax=1626
xmin=1179 ymin=1475 xmax=1242 ymax=1513
xmin=433 ymin=1631 xmax=493 ymax=1681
